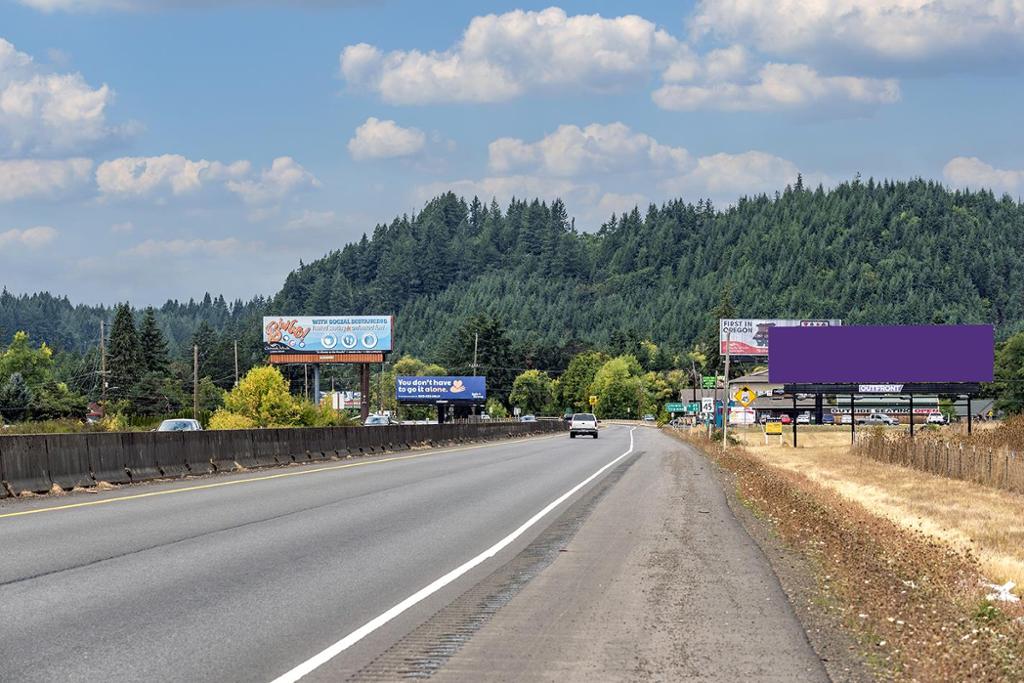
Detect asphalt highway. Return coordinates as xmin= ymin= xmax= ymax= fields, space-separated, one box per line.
xmin=0 ymin=425 xmax=826 ymax=681
xmin=0 ymin=427 xmax=639 ymax=682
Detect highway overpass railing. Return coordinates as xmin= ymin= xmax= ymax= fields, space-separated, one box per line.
xmin=0 ymin=421 xmax=566 ymax=498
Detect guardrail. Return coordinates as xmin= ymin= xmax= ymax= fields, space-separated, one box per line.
xmin=0 ymin=421 xmax=565 ymax=498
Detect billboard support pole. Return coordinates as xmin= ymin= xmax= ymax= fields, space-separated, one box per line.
xmin=850 ymin=393 xmax=856 ymax=445
xmin=967 ymin=395 xmax=973 ymax=435
xmin=723 ymin=331 xmax=730 ymax=448
xmin=792 ymin=395 xmax=798 ymax=448
xmin=313 ymin=364 xmax=321 ymax=408
xmin=360 ymin=364 xmax=370 ymax=421
xmin=909 ymin=393 xmax=914 ymax=438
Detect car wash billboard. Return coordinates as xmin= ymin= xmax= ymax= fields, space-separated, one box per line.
xmin=263 ymin=316 xmax=393 ymax=354
xmin=720 ymin=318 xmax=841 ymax=356
xmin=768 ymin=325 xmax=994 ymax=383
xmin=396 ymin=376 xmax=487 ymax=403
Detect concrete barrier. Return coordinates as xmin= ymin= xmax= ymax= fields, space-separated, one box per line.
xmin=121 ymin=432 xmax=164 ymax=482
xmin=0 ymin=421 xmax=565 ymax=497
xmin=0 ymin=435 xmax=51 ymax=494
xmin=86 ymin=432 xmax=131 ymax=485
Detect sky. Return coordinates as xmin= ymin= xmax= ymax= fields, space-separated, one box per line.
xmin=1 ymin=0 xmax=1023 ymax=305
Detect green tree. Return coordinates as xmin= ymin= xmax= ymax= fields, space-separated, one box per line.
xmin=0 ymin=372 xmax=32 ymax=421
xmin=217 ymin=365 xmax=302 ymax=427
xmin=510 ymin=369 xmax=555 ymax=415
xmin=139 ymin=307 xmax=170 ymax=375
xmin=994 ymin=332 xmax=1024 ymax=414
xmin=107 ymin=303 xmax=143 ymax=402
xmin=558 ymin=351 xmax=608 ymax=412
xmin=439 ymin=315 xmax=517 ymax=405
xmin=590 ymin=355 xmax=646 ymax=419
xmin=0 ymin=330 xmax=54 ymax=387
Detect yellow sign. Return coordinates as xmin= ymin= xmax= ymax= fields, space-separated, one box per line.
xmin=765 ymin=421 xmax=783 ymax=435
xmin=589 ymin=395 xmax=598 ymax=406
xmin=734 ymin=385 xmax=757 ymax=407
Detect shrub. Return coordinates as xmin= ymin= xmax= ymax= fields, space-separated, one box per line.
xmin=208 ymin=410 xmax=258 ymax=431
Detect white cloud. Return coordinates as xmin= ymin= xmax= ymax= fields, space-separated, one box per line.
xmin=340 ymin=7 xmax=685 ymax=104
xmin=96 ymin=154 xmax=250 ymax=197
xmin=121 ymin=237 xmax=246 ymax=258
xmin=0 ymin=38 xmax=126 ymax=156
xmin=285 ymin=209 xmax=338 ymax=230
xmin=0 ymin=225 xmax=58 ymax=249
xmin=653 ymin=63 xmax=899 ymax=112
xmin=110 ymin=221 xmax=133 ymax=233
xmin=943 ymin=157 xmax=1024 ymax=194
xmin=690 ymin=0 xmax=1024 ymax=68
xmin=596 ymin=192 xmax=648 ymax=217
xmin=348 ymin=117 xmax=425 ymax=160
xmin=661 ymin=150 xmax=800 ymax=197
xmin=489 ymin=123 xmax=690 ymax=176
xmin=0 ymin=157 xmax=92 ymax=201
xmin=225 ymin=156 xmax=320 ymax=204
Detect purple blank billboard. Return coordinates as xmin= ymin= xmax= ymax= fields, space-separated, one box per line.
xmin=768 ymin=325 xmax=993 ymax=383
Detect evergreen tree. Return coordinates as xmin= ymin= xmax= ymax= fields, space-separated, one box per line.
xmin=139 ymin=307 xmax=170 ymax=375
xmin=107 ymin=303 xmax=143 ymax=402
xmin=0 ymin=372 xmax=32 ymax=421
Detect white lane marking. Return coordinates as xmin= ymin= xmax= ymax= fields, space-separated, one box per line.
xmin=269 ymin=427 xmax=637 ymax=683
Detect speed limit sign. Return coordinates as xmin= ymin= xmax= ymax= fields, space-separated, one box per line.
xmin=701 ymin=398 xmax=714 ymax=415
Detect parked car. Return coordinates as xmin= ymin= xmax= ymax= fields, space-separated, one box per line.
xmin=642 ymin=414 xmax=656 ymax=422
xmin=519 ymin=414 xmax=537 ymax=422
xmin=857 ymin=413 xmax=899 ymax=426
xmin=569 ymin=412 xmax=599 ymax=439
xmin=841 ymin=414 xmax=852 ymax=425
xmin=926 ymin=413 xmax=947 ymax=425
xmin=822 ymin=414 xmax=836 ymax=425
xmin=363 ymin=414 xmax=395 ymax=426
xmin=780 ymin=414 xmax=792 ymax=425
xmin=796 ymin=413 xmax=811 ymax=425
xmin=156 ymin=418 xmax=202 ymax=432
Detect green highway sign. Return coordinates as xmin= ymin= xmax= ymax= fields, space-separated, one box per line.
xmin=687 ymin=402 xmax=700 ymax=414
xmin=701 ymin=375 xmax=716 ymax=389
xmin=665 ymin=402 xmax=685 ymax=413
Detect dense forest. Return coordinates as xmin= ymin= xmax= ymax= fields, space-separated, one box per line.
xmin=3 ymin=177 xmax=1024 ymax=403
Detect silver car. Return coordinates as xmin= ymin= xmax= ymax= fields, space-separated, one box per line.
xmin=156 ymin=419 xmax=203 ymax=432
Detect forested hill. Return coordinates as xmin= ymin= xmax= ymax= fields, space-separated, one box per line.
xmin=274 ymin=178 xmax=1024 ymax=359
xmin=4 ymin=177 xmax=1024 ymax=366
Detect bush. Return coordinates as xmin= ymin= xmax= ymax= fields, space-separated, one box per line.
xmin=208 ymin=410 xmax=258 ymax=431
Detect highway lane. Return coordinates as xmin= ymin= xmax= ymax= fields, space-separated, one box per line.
xmin=0 ymin=426 xmax=636 ymax=682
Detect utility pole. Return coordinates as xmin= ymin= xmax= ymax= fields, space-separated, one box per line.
xmin=192 ymin=344 xmax=198 ymax=420
xmin=378 ymin=362 xmax=384 ymax=413
xmin=472 ymin=332 xmax=479 ymax=417
xmin=233 ymin=340 xmax=239 ymax=387
xmin=99 ymin=320 xmax=107 ymax=404
xmin=723 ymin=331 xmax=731 ymax=449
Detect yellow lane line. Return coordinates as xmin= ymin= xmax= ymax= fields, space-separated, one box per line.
xmin=0 ymin=433 xmax=560 ymax=521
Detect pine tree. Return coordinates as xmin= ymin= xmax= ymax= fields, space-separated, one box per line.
xmin=138 ymin=307 xmax=170 ymax=375
xmin=107 ymin=303 xmax=143 ymax=402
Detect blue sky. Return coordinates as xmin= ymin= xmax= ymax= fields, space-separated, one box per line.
xmin=1 ymin=0 xmax=1023 ymax=305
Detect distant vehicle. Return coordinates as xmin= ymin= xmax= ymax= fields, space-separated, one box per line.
xmin=926 ymin=413 xmax=947 ymax=425
xmin=821 ymin=414 xmax=836 ymax=425
xmin=780 ymin=414 xmax=792 ymax=425
xmin=519 ymin=414 xmax=537 ymax=422
xmin=796 ymin=413 xmax=811 ymax=425
xmin=857 ymin=413 xmax=899 ymax=426
xmin=480 ymin=414 xmax=492 ymax=421
xmin=156 ymin=419 xmax=202 ymax=432
xmin=569 ymin=413 xmax=599 ymax=439
xmin=563 ymin=413 xmax=573 ymax=423
xmin=363 ymin=415 xmax=395 ymax=426
xmin=841 ymin=414 xmax=852 ymax=425
xmin=642 ymin=414 xmax=656 ymax=422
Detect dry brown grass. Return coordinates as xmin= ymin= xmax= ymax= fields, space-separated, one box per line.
xmin=727 ymin=426 xmax=1024 ymax=589
xmin=671 ymin=429 xmax=1024 ymax=681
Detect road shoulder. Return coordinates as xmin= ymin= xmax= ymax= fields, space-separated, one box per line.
xmin=425 ymin=428 xmax=830 ymax=681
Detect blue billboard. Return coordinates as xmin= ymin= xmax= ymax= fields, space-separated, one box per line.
xmin=396 ymin=376 xmax=487 ymax=403
xmin=263 ymin=316 xmax=393 ymax=354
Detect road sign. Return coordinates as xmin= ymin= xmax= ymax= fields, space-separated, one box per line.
xmin=701 ymin=398 xmax=714 ymax=415
xmin=734 ymin=385 xmax=756 ymax=408
xmin=687 ymin=401 xmax=700 ymax=414
xmin=665 ymin=402 xmax=685 ymax=413
xmin=513 ymin=406 xmax=521 ymax=416
xmin=589 ymin=395 xmax=598 ymax=406
xmin=701 ymin=375 xmax=716 ymax=389
xmin=765 ymin=421 xmax=783 ymax=435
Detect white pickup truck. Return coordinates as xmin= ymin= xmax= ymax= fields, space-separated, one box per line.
xmin=857 ymin=413 xmax=899 ymax=426
xmin=569 ymin=413 xmax=599 ymax=439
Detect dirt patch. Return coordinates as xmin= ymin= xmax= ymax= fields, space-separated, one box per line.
xmin=673 ymin=430 xmax=1024 ymax=681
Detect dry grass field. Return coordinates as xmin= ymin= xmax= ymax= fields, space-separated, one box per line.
xmin=726 ymin=426 xmax=1024 ymax=589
